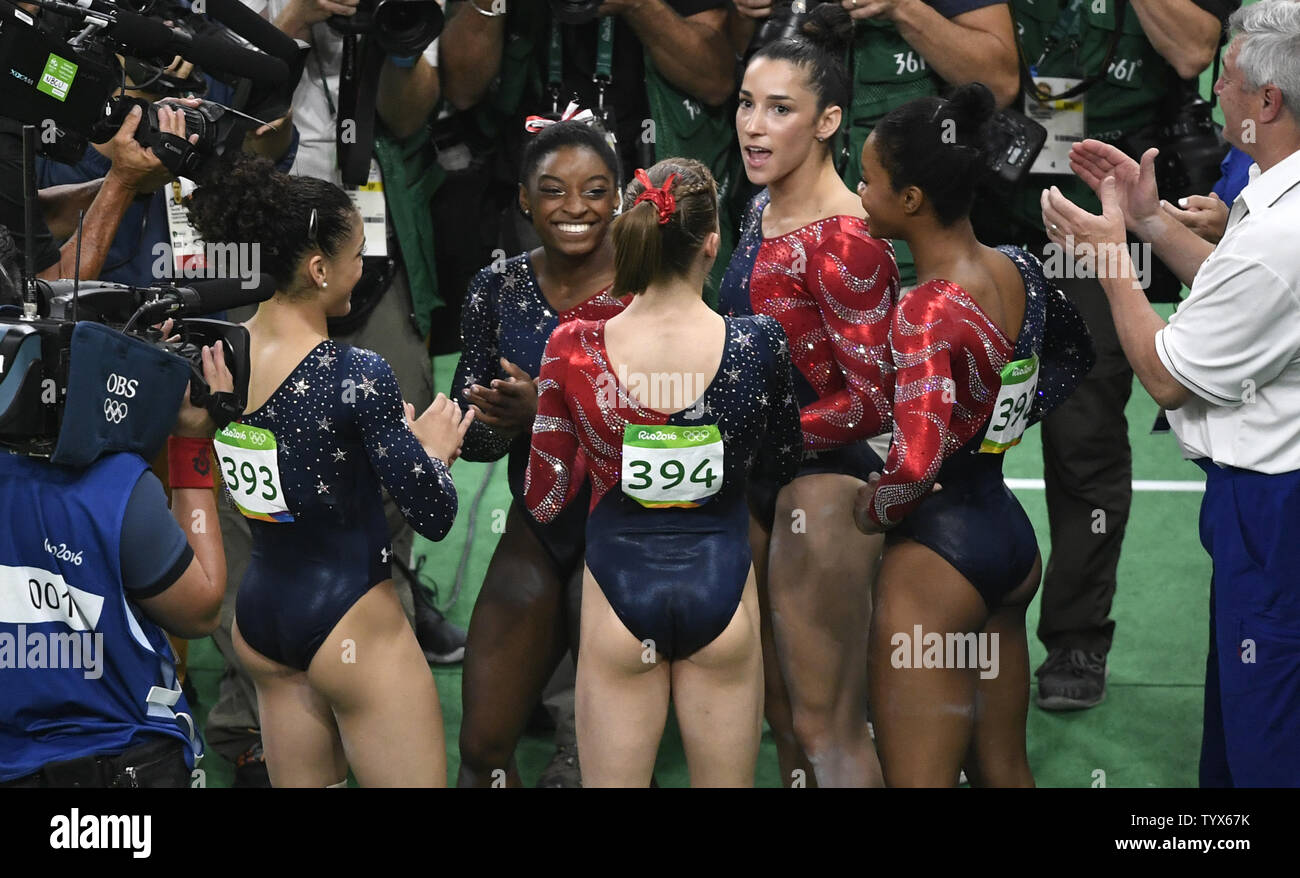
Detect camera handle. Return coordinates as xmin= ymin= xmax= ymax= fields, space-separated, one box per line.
xmin=337 ymin=33 xmax=386 ymax=187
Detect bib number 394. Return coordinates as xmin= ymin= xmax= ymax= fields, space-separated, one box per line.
xmin=621 ymin=425 xmax=723 ymax=508
xmin=980 ymin=355 xmax=1039 ymax=454
xmin=215 ymin=423 xmax=294 ymax=522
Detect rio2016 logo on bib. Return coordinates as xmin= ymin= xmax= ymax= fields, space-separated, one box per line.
xmin=980 ymin=355 xmax=1039 ymax=454
xmin=214 ymin=423 xmax=294 ymax=522
xmin=621 ymin=424 xmax=724 ymax=508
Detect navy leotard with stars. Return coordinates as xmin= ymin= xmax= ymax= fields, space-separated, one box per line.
xmin=228 ymin=339 xmax=458 ymax=671
xmin=451 ymin=253 xmax=626 ymax=571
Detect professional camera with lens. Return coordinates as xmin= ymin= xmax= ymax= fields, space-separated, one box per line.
xmin=0 ymin=0 xmax=292 ymax=173
xmin=0 ymin=267 xmax=269 ymax=465
xmin=329 ymin=0 xmax=444 ymax=55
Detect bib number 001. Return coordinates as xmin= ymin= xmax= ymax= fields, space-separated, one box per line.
xmin=214 ymin=423 xmax=294 ymax=522
xmin=980 ymin=355 xmax=1039 ymax=453
xmin=621 ymin=424 xmax=723 ymax=508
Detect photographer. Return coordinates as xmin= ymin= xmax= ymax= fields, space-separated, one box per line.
xmin=0 ymin=106 xmax=185 ymax=287
xmin=200 ymin=0 xmax=460 ymax=786
xmin=1041 ymin=0 xmax=1300 ymax=786
xmin=972 ymin=0 xmax=1235 ymax=714
xmin=729 ymin=0 xmax=1020 ymax=287
xmin=0 ymin=300 xmax=232 ymax=788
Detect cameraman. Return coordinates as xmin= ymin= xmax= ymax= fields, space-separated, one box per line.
xmin=0 ymin=313 xmax=231 ymax=788
xmin=971 ymin=0 xmax=1235 ymax=713
xmin=200 ymin=0 xmax=461 ymax=786
xmin=729 ymin=0 xmax=1020 ymax=287
xmin=0 ymin=106 xmax=184 ymax=287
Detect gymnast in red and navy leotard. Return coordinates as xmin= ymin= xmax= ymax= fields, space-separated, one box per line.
xmin=720 ymin=3 xmax=898 ymax=787
xmin=852 ymin=85 xmax=1093 ymax=787
xmin=525 ymin=160 xmax=801 ymax=787
xmin=452 ymin=121 xmax=627 ymax=788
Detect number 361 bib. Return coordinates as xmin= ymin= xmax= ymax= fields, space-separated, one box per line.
xmin=621 ymin=425 xmax=723 ymax=509
xmin=980 ymin=355 xmax=1040 ymax=454
xmin=214 ymin=423 xmax=294 ymax=522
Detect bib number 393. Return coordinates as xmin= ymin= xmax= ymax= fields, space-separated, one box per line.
xmin=980 ymin=355 xmax=1039 ymax=454
xmin=621 ymin=425 xmax=723 ymax=508
xmin=215 ymin=423 xmax=294 ymax=522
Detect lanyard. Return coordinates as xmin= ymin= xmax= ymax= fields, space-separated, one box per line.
xmin=548 ymin=18 xmax=614 ymax=114
xmin=1036 ymin=0 xmax=1084 ymax=69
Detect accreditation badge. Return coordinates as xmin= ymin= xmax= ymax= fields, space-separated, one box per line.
xmin=1027 ymin=77 xmax=1085 ymax=175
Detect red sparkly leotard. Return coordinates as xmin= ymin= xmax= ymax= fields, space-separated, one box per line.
xmin=720 ymin=190 xmax=899 ymax=450
xmin=524 ymin=313 xmax=802 ymax=658
xmin=871 ymin=246 xmax=1094 ymax=607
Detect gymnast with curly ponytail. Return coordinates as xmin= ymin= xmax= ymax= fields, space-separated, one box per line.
xmin=185 ymin=156 xmax=474 ymax=787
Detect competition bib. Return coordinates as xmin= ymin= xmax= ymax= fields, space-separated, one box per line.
xmin=1026 ymin=77 xmax=1085 ymax=175
xmin=621 ymin=425 xmax=723 ymax=508
xmin=980 ymin=355 xmax=1040 ymax=453
xmin=214 ymin=423 xmax=293 ymax=522
xmin=345 ymin=158 xmax=388 ymax=258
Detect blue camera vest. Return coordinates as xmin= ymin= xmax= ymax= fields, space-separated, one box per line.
xmin=0 ymin=451 xmax=199 ymax=782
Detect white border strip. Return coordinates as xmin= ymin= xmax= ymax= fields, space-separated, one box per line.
xmin=1005 ymin=478 xmax=1205 ymax=492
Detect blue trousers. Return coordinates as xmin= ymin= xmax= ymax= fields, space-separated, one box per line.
xmin=1195 ymin=459 xmax=1300 ymax=787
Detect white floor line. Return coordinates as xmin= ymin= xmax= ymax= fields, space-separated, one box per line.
xmin=1005 ymin=478 xmax=1205 ymax=492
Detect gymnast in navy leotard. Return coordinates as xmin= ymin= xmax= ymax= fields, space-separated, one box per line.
xmin=188 ymin=156 xmax=472 ymax=787
xmin=721 ymin=6 xmax=900 ymax=787
xmin=451 ymin=121 xmax=627 ymax=788
xmin=525 ymin=160 xmax=801 ymax=786
xmin=852 ymin=85 xmax=1093 ymax=787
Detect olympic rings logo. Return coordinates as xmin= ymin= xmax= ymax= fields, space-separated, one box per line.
xmin=682 ymin=429 xmax=712 ymax=442
xmin=104 ymin=399 xmax=129 ymax=423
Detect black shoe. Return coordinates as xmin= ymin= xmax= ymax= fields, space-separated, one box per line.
xmin=232 ymin=740 xmax=272 ymax=788
xmin=412 ymin=586 xmax=466 ymax=665
xmin=1035 ymin=648 xmax=1108 ymax=711
xmin=536 ymin=743 xmax=581 ymax=788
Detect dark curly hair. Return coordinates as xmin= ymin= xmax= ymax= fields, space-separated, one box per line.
xmin=185 ymin=156 xmax=358 ymax=293
xmin=871 ymin=82 xmax=997 ymax=226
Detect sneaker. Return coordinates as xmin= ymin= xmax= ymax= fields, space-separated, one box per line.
xmin=1035 ymin=648 xmax=1108 ymax=711
xmin=536 ymin=743 xmax=581 ymax=788
xmin=233 ymin=740 xmax=271 ymax=788
xmin=413 ymin=586 xmax=466 ymax=665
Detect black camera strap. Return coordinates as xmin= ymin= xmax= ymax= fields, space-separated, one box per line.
xmin=1015 ymin=0 xmax=1130 ymax=104
xmin=336 ymin=32 xmax=385 ymax=187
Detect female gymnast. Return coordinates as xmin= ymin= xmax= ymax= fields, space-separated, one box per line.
xmin=453 ymin=120 xmax=627 ymax=787
xmin=721 ymin=2 xmax=899 ymax=786
xmin=852 ymin=84 xmax=1093 ymax=786
xmin=188 ymin=157 xmax=473 ymax=787
xmin=525 ymin=159 xmax=802 ymax=786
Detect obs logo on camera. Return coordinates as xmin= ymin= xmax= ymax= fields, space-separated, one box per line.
xmin=103 ymin=372 xmax=138 ymax=424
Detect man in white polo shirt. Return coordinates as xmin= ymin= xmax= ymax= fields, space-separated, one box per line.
xmin=1041 ymin=0 xmax=1300 ymax=787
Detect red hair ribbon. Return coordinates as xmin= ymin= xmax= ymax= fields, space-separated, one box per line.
xmin=524 ymin=101 xmax=596 ymax=134
xmin=632 ymin=169 xmax=679 ymax=225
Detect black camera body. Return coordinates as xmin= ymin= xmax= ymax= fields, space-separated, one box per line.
xmin=329 ymin=0 xmax=444 ymax=55
xmin=0 ymin=280 xmax=253 ymax=462
xmin=986 ymin=108 xmax=1048 ymax=186
xmin=91 ymin=96 xmax=238 ymax=178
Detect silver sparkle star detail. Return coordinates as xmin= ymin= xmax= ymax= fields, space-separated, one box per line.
xmin=316 ymin=479 xmax=330 ymax=494
xmin=357 ymin=376 xmax=378 ymax=399
xmin=315 ymin=352 xmax=336 ymax=369
xmin=376 ymin=445 xmax=388 ymax=458
xmin=317 ymin=416 xmax=333 ymax=432
xmin=264 ymin=406 xmax=276 ymax=419
xmin=292 ymin=378 xmax=309 ymax=395
xmin=412 ymin=462 xmax=424 ymax=476
xmin=332 ymin=448 xmax=347 ymax=462
xmin=380 ymin=547 xmax=392 ymax=562
xmin=725 ymin=367 xmax=742 ymax=383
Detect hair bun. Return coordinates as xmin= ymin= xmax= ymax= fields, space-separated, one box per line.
xmin=799 ymin=3 xmax=854 ymax=57
xmin=945 ymin=82 xmax=997 ymax=133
